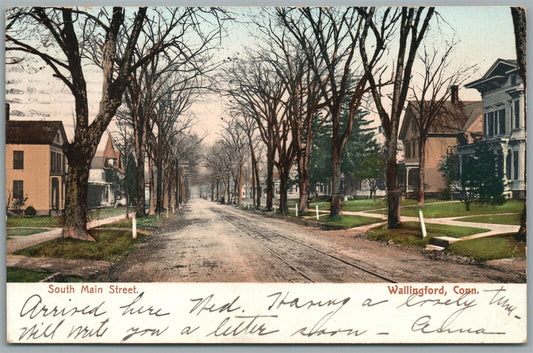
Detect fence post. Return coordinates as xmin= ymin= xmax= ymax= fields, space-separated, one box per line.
xmin=132 ymin=214 xmax=137 ymax=239
xmin=316 ymin=205 xmax=319 ymax=220
xmin=295 ymin=203 xmax=298 ymax=217
xmin=419 ymin=210 xmax=427 ymax=238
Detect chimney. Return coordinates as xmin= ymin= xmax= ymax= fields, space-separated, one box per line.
xmin=451 ymin=85 xmax=459 ymax=104
xmin=5 ymin=103 xmax=10 ymax=122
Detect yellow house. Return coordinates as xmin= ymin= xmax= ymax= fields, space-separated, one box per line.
xmin=6 ymin=119 xmax=67 ymax=215
xmin=400 ymin=96 xmax=483 ymax=197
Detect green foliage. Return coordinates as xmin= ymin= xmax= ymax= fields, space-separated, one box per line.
xmin=439 ymin=154 xmax=458 ymax=200
xmin=125 ymin=156 xmax=138 ymax=205
xmin=12 ymin=194 xmax=29 ymax=215
xmin=309 ymin=103 xmax=382 ymax=195
xmin=448 ymin=234 xmax=526 ymax=260
xmin=24 ymin=206 xmax=36 ymax=216
xmin=459 ymin=143 xmax=506 ymax=210
xmin=7 ymin=267 xmax=53 ymax=282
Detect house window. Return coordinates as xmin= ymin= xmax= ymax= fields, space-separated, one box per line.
xmin=487 ymin=112 xmax=494 ymax=136
xmin=498 ymin=109 xmax=506 ymax=135
xmin=511 ymin=74 xmax=517 ymax=85
xmin=13 ymin=151 xmax=23 ymax=170
xmin=13 ymin=180 xmax=23 ymax=199
xmin=513 ymin=151 xmax=519 ymax=180
xmin=405 ymin=141 xmax=411 ymax=158
xmin=57 ymin=153 xmax=62 ymax=173
xmin=51 ymin=151 xmax=63 ymax=174
xmin=514 ymin=100 xmax=520 ymax=129
xmin=506 ymin=150 xmax=512 ymax=179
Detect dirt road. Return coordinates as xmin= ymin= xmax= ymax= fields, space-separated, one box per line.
xmin=100 ymin=198 xmax=526 ymax=283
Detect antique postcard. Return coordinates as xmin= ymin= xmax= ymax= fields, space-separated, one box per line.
xmin=4 ymin=5 xmax=527 ymax=344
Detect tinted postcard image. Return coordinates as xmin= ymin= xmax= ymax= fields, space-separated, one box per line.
xmin=4 ymin=6 xmax=527 ymax=344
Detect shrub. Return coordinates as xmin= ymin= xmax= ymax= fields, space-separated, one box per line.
xmin=24 ymin=206 xmax=37 ymax=216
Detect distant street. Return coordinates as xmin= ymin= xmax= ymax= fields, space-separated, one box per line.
xmin=100 ymin=199 xmax=525 ymax=283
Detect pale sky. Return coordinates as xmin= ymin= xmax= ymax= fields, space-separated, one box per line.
xmin=4 ymin=6 xmax=518 ymax=148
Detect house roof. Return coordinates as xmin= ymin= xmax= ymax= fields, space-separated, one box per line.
xmin=6 ymin=120 xmax=67 ymax=145
xmin=400 ymin=100 xmax=483 ymax=139
xmin=465 ymin=59 xmax=518 ymax=92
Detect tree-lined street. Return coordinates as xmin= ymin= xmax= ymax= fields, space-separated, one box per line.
xmin=96 ymin=199 xmax=525 ymax=283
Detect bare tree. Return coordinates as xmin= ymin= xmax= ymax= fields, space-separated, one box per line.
xmin=277 ymin=7 xmax=382 ymax=218
xmin=255 ymin=15 xmax=327 ymax=214
xmin=225 ymin=57 xmax=289 ymax=211
xmin=219 ymin=116 xmax=247 ymax=205
xmin=359 ymin=7 xmax=435 ymax=228
xmin=235 ymin=110 xmax=263 ymax=209
xmin=6 ymin=7 xmax=225 ymax=240
xmin=410 ymin=43 xmax=475 ymax=205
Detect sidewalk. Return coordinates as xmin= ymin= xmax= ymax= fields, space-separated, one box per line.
xmin=303 ymin=204 xmax=519 ymax=243
xmin=6 ymin=213 xmax=134 ymax=255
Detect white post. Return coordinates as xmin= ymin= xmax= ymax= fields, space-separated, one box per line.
xmin=166 ymin=207 xmax=169 ymax=218
xmin=419 ymin=210 xmax=427 ymax=238
xmin=295 ymin=203 xmax=298 ymax=217
xmin=132 ymin=214 xmax=137 ymax=239
xmin=172 ymin=205 xmax=175 ymax=214
xmin=316 ymin=205 xmax=319 ymax=220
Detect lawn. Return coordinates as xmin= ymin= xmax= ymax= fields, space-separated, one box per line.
xmin=88 ymin=206 xmax=128 ymax=220
xmin=317 ymin=214 xmax=383 ymax=228
xmin=309 ymin=197 xmax=443 ymax=212
xmin=455 ymin=213 xmax=521 ymax=225
xmin=366 ymin=221 xmax=489 ymax=247
xmin=14 ymin=229 xmax=147 ymax=262
xmin=370 ymin=199 xmax=524 ymax=218
xmin=97 ymin=215 xmax=159 ymax=230
xmin=448 ymin=234 xmax=526 ymax=260
xmin=6 ymin=216 xmax=62 ymax=228
xmin=7 ymin=267 xmax=53 ymax=282
xmin=7 ymin=228 xmax=49 ymax=236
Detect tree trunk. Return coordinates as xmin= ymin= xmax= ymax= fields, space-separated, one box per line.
xmin=330 ymin=141 xmax=343 ymax=218
xmin=133 ymin=114 xmax=147 ymax=217
xmin=278 ymin=170 xmax=289 ymax=214
xmin=386 ymin=141 xmax=401 ymax=228
xmin=155 ymin=135 xmax=164 ymax=214
xmin=237 ymin=155 xmax=244 ymax=205
xmin=62 ymin=148 xmax=95 ymax=241
xmin=266 ymin=155 xmax=274 ymax=211
xmin=417 ymin=137 xmax=426 ymax=205
xmin=149 ymin=159 xmax=156 ymax=215
xmin=254 ymin=160 xmax=261 ymax=209
xmin=298 ymin=145 xmax=311 ymax=214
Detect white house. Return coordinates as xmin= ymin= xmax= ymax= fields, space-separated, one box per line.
xmin=457 ymin=59 xmax=526 ymax=199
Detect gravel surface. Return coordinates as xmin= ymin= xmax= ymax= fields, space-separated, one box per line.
xmin=98 ymin=199 xmax=526 ymax=283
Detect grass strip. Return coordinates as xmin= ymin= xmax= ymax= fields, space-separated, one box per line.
xmin=447 ymin=234 xmax=526 ymax=260
xmin=14 ymin=229 xmax=147 ymax=262
xmin=7 ymin=228 xmax=49 ymax=236
xmin=366 ymin=222 xmax=489 ymax=247
xmin=455 ymin=213 xmax=521 ymax=225
xmin=7 ymin=267 xmax=53 ymax=282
